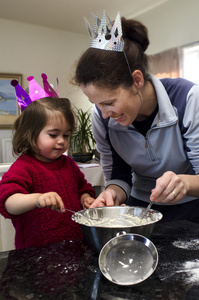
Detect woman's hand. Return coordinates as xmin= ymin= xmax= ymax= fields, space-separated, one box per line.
xmin=150 ymin=171 xmax=187 ymax=204
xmin=36 ymin=192 xmax=65 ymax=212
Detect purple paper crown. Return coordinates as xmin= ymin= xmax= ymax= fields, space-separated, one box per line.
xmin=11 ymin=73 xmax=59 ymax=111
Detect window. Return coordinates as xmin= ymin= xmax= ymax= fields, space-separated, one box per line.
xmin=149 ymin=48 xmax=182 ymax=79
xmin=182 ymin=44 xmax=199 ymax=85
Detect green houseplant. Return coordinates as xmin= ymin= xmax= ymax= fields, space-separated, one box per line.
xmin=68 ymin=107 xmax=96 ymax=163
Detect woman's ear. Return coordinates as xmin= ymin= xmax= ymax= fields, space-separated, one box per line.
xmin=132 ymin=70 xmax=144 ymax=90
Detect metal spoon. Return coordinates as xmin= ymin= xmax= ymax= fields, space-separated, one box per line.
xmin=59 ymin=208 xmax=94 ymax=225
xmin=63 ymin=208 xmax=77 ymax=214
xmin=140 ymin=201 xmax=153 ymax=220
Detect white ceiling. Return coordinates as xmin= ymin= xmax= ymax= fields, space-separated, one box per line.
xmin=0 ymin=0 xmax=167 ymax=34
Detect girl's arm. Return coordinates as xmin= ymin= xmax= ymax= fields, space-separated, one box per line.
xmin=5 ymin=192 xmax=65 ymax=215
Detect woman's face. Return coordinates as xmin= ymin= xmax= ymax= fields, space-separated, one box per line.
xmin=81 ymin=84 xmax=142 ymax=126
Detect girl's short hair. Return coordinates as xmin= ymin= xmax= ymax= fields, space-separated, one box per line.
xmin=73 ymin=17 xmax=150 ymax=89
xmin=12 ymin=97 xmax=75 ymax=156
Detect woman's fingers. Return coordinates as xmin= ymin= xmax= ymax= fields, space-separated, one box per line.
xmin=150 ymin=171 xmax=186 ymax=204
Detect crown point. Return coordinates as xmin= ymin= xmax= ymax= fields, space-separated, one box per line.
xmin=27 ymin=76 xmax=34 ymax=82
xmin=86 ymin=11 xmax=124 ymax=52
xmin=11 ymin=73 xmax=59 ymax=111
xmin=41 ymin=73 xmax=47 ymax=80
xmin=11 ymin=79 xmax=18 ymax=87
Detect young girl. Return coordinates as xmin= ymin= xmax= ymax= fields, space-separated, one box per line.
xmin=0 ymin=74 xmax=95 ymax=249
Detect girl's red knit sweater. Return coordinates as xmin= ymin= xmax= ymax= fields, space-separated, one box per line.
xmin=0 ymin=154 xmax=95 ymax=249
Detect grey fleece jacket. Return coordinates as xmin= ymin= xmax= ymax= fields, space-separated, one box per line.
xmin=91 ymin=75 xmax=199 ymax=205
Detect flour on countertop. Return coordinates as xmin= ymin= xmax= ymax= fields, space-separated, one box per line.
xmin=159 ymin=259 xmax=199 ymax=284
xmin=177 ymin=260 xmax=199 ymax=284
xmin=173 ymin=239 xmax=199 ymax=250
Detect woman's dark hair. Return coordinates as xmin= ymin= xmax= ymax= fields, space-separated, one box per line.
xmin=73 ymin=17 xmax=150 ymax=89
xmin=12 ymin=97 xmax=75 ymax=156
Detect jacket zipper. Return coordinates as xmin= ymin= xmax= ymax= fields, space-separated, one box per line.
xmin=145 ymin=136 xmax=155 ymax=161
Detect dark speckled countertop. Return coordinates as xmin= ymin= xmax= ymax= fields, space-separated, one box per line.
xmin=0 ymin=220 xmax=199 ymax=299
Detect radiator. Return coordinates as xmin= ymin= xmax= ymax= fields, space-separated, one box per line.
xmin=0 ymin=215 xmax=15 ymax=252
xmin=0 ymin=163 xmax=15 ymax=252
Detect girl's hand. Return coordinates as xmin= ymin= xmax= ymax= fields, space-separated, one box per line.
xmin=150 ymin=171 xmax=187 ymax=204
xmin=36 ymin=192 xmax=65 ymax=212
xmin=82 ymin=197 xmax=95 ymax=209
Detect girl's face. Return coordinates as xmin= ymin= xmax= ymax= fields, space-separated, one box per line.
xmin=34 ymin=115 xmax=71 ymax=162
xmin=81 ymin=84 xmax=142 ymax=126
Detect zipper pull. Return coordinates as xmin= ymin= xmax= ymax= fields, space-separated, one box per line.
xmin=145 ymin=137 xmax=148 ymax=148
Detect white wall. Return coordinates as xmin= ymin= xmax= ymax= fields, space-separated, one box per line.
xmin=137 ymin=0 xmax=199 ymax=55
xmin=0 ymin=18 xmax=91 ymax=162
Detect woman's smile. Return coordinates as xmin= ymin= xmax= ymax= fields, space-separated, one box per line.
xmin=113 ymin=113 xmax=124 ymax=122
xmin=81 ymin=84 xmax=141 ymax=126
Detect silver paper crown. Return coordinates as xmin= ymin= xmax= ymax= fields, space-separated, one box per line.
xmin=85 ymin=11 xmax=124 ymax=52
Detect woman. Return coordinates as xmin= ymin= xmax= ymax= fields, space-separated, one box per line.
xmin=73 ymin=12 xmax=199 ymax=222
